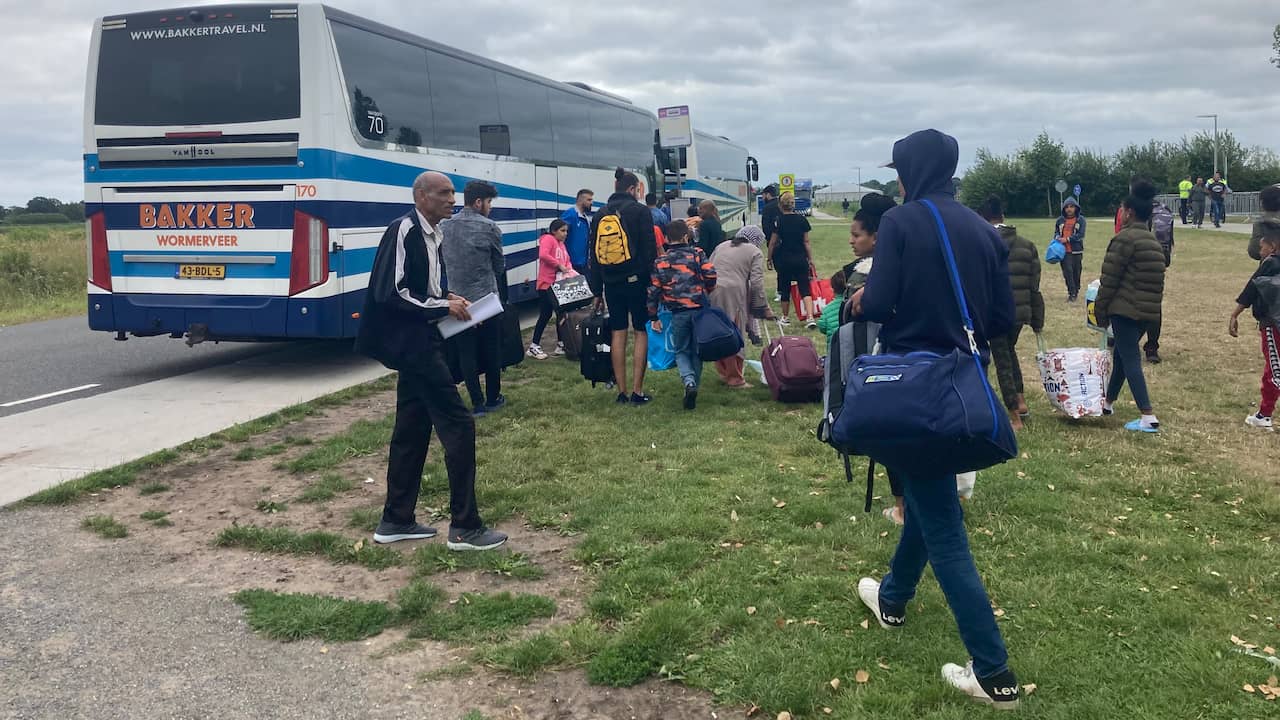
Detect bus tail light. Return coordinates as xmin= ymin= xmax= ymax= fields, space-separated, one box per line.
xmin=289 ymin=210 xmax=329 ymax=295
xmin=87 ymin=212 xmax=111 ymax=291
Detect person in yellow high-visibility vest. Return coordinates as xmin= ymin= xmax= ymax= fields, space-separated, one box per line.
xmin=1177 ymin=175 xmax=1193 ymax=225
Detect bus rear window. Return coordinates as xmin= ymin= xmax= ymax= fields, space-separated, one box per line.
xmin=94 ymin=7 xmax=300 ymax=126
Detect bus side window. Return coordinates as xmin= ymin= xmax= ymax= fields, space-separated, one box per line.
xmin=427 ymin=50 xmax=500 ymax=154
xmin=331 ymin=21 xmax=433 ymax=147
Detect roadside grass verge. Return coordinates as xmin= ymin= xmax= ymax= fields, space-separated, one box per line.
xmin=296 ymin=473 xmax=357 ymax=503
xmin=0 ymin=223 xmax=85 ymax=326
xmin=405 ymin=592 xmax=556 ymax=643
xmin=233 ymin=589 xmax=395 ymax=642
xmin=476 ymin=621 xmax=605 ymax=677
xmin=214 ymin=525 xmax=401 ymax=571
xmin=233 ymin=580 xmax=555 ymax=647
xmin=7 ymin=375 xmax=392 ymax=509
xmin=81 ymin=514 xmax=128 ymax=539
xmin=284 ymin=417 xmax=393 ymax=474
xmin=22 ymin=450 xmax=182 ymax=506
xmin=412 ymin=545 xmax=545 ymax=580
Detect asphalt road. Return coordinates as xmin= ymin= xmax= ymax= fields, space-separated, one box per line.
xmin=0 ymin=316 xmax=308 ymax=418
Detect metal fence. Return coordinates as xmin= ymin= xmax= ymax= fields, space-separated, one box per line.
xmin=1156 ymin=191 xmax=1261 ymax=219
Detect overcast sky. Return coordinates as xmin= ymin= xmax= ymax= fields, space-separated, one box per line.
xmin=1 ymin=0 xmax=1277 ymax=206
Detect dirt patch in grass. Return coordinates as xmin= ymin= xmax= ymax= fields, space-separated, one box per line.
xmin=14 ymin=381 xmax=720 ymax=718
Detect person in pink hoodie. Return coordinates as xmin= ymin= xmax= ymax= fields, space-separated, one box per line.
xmin=528 ymin=219 xmax=574 ymax=359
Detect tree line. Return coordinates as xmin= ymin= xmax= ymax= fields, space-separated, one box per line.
xmin=957 ymin=131 xmax=1280 ymax=217
xmin=0 ymin=197 xmax=86 ymax=225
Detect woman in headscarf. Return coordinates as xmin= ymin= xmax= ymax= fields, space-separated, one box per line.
xmin=709 ymin=224 xmax=773 ymax=386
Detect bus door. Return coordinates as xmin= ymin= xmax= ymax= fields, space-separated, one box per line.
xmin=508 ymin=164 xmax=557 ymax=303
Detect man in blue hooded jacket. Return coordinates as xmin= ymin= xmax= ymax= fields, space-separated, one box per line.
xmin=849 ymin=129 xmax=1022 ymax=709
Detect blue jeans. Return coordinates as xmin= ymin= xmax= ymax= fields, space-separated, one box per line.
xmin=1106 ymin=315 xmax=1153 ymax=412
xmin=667 ymin=311 xmax=702 ymax=389
xmin=1211 ymin=198 xmax=1225 ymax=225
xmin=879 ymin=470 xmax=1010 ymax=678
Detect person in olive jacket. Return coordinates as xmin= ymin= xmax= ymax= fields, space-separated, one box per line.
xmin=1094 ymin=180 xmax=1166 ymax=433
xmin=979 ymin=196 xmax=1044 ymax=430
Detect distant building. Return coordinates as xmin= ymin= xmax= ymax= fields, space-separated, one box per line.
xmin=814 ymin=182 xmax=881 ymax=204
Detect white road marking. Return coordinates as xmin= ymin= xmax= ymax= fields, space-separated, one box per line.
xmin=1 ymin=384 xmax=102 ymax=408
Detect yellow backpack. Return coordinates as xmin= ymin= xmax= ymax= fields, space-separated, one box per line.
xmin=593 ymin=212 xmax=632 ymax=267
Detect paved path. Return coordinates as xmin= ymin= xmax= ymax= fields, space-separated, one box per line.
xmin=0 ymin=341 xmax=389 ymax=506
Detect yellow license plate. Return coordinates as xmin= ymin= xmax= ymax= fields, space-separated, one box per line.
xmin=177 ymin=264 xmax=225 ymax=280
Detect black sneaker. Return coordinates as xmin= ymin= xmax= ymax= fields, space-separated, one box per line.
xmin=942 ymin=661 xmax=1020 ymax=710
xmin=683 ymin=384 xmax=698 ymax=410
xmin=1145 ymin=352 xmax=1161 ymax=364
xmin=446 ymin=526 xmax=509 ymax=551
xmin=616 ymin=392 xmax=630 ymax=404
xmin=485 ymin=394 xmax=507 ymax=412
xmin=630 ymin=392 xmax=653 ymax=405
xmin=373 ymin=521 xmax=437 ymax=544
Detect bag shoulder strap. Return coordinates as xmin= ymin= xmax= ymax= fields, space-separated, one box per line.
xmin=919 ymin=198 xmax=979 ymax=356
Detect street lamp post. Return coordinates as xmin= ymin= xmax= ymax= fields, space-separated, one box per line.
xmin=1196 ymin=113 xmax=1219 ymax=175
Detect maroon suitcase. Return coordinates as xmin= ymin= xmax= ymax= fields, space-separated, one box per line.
xmin=761 ymin=323 xmax=824 ymax=403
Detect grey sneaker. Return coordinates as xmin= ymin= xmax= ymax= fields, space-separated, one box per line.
xmin=373 ymin=521 xmax=437 ymax=544
xmin=446 ymin=526 xmax=509 ymax=551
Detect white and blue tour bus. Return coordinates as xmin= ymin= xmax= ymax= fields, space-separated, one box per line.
xmin=84 ymin=4 xmax=754 ymax=343
xmin=661 ymin=130 xmax=757 ymax=231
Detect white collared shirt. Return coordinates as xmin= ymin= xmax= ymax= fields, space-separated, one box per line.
xmin=415 ymin=208 xmax=445 ymax=298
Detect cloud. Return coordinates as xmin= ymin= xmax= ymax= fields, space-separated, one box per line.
xmin=2 ymin=0 xmax=1277 ymax=205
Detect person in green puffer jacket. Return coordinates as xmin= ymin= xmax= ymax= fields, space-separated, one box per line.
xmin=1095 ymin=180 xmax=1167 ymax=433
xmin=979 ymin=196 xmax=1044 ymax=430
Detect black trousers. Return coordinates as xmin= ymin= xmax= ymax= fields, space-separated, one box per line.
xmin=455 ymin=319 xmax=502 ymax=406
xmin=1178 ymin=198 xmax=1189 ymax=224
xmin=1142 ymin=317 xmax=1162 ymax=355
xmin=383 ymin=353 xmax=481 ymax=530
xmin=531 ymin=289 xmax=561 ymax=347
xmin=1060 ymin=252 xmax=1083 ymax=298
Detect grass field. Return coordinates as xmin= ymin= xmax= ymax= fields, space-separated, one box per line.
xmin=23 ymin=214 xmax=1280 ymax=718
xmin=450 ymin=216 xmax=1278 ymax=718
xmin=0 ymin=223 xmax=84 ymax=326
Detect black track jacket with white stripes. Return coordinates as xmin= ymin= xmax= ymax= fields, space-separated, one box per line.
xmin=355 ymin=210 xmax=453 ymax=371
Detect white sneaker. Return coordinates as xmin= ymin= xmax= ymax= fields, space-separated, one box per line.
xmin=777 ymin=317 xmax=791 ymax=326
xmin=941 ymin=661 xmax=1020 ymax=710
xmin=552 ymin=342 xmax=567 ymax=356
xmin=1245 ymin=413 xmax=1274 ymax=431
xmin=526 ymin=344 xmax=548 ymax=360
xmin=856 ymin=577 xmax=904 ymax=629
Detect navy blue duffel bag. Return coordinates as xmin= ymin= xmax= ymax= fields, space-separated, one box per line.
xmin=829 ymin=199 xmax=1017 ymax=480
xmin=694 ymin=306 xmax=744 ymax=362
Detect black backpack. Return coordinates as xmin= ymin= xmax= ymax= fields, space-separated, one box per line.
xmin=816 ymin=299 xmax=882 ymax=511
xmin=579 ymin=310 xmax=614 ymax=386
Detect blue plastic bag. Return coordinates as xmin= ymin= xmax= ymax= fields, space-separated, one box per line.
xmin=1044 ymin=237 xmax=1066 ymax=264
xmin=647 ymin=310 xmax=675 ymax=371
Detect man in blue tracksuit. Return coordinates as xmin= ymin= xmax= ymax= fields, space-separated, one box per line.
xmin=849 ymin=129 xmax=1022 ymax=709
xmin=560 ymin=189 xmax=595 ymax=276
